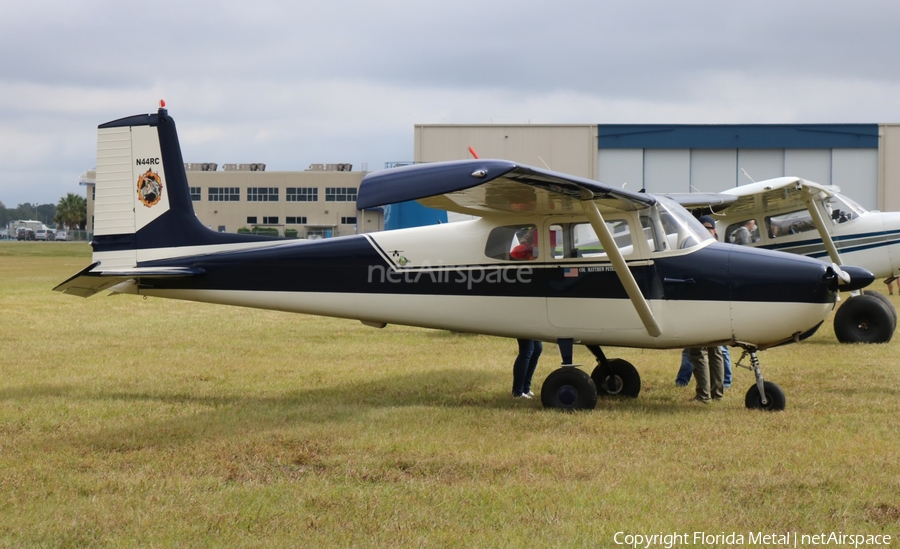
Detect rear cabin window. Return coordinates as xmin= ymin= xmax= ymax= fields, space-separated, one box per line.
xmin=725 ymin=219 xmax=761 ymax=245
xmin=485 ymin=224 xmax=539 ymax=261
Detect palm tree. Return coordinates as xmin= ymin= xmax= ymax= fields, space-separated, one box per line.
xmin=54 ymin=193 xmax=87 ymax=230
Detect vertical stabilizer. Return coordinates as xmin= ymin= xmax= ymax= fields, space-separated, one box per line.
xmin=91 ymin=106 xmax=276 ymax=268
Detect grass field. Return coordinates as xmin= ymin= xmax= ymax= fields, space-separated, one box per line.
xmin=1 ymin=242 xmax=899 ymax=547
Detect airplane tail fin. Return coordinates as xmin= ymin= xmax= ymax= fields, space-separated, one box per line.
xmin=91 ymin=103 xmax=274 ymax=269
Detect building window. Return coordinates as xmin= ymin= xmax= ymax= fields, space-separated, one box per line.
xmin=325 ymin=187 xmax=357 ymax=202
xmin=341 ymin=216 xmax=357 ymax=225
xmin=247 ymin=216 xmax=257 ymax=224
xmin=209 ymin=187 xmax=240 ymax=202
xmin=247 ymin=187 xmax=279 ymax=202
xmin=286 ymin=216 xmax=308 ymax=224
xmin=190 ymin=187 xmax=201 ymax=201
xmin=286 ymin=187 xmax=318 ymax=202
xmin=217 ymin=226 xmax=226 ymax=232
xmin=263 ymin=216 xmax=279 ymax=224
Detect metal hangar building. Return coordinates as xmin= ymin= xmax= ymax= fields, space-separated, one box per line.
xmin=414 ymin=123 xmax=900 ymax=212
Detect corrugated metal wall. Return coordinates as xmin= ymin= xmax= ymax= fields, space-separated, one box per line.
xmin=414 ymin=123 xmax=890 ymax=211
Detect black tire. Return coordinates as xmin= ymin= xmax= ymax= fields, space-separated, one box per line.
xmin=834 ymin=294 xmax=895 ymax=343
xmin=540 ymin=368 xmax=598 ymax=411
xmin=863 ymin=290 xmax=898 ymax=327
xmin=744 ymin=381 xmax=786 ymax=411
xmin=591 ymin=358 xmax=641 ymax=398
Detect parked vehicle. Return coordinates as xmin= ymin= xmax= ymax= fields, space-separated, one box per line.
xmin=16 ymin=228 xmax=35 ymax=241
xmin=55 ymin=230 xmax=70 ymax=241
xmin=35 ymin=229 xmax=54 ymax=241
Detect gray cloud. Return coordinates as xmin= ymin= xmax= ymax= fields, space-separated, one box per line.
xmin=3 ymin=0 xmax=900 ymax=207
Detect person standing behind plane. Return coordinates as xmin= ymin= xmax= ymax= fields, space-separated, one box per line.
xmin=676 ymin=347 xmax=731 ymax=389
xmin=729 ymin=219 xmax=757 ymax=245
xmin=680 ymin=216 xmax=728 ymax=401
xmin=885 ymin=275 xmax=897 ymax=296
xmin=512 ymin=339 xmax=542 ymax=399
xmin=689 ymin=346 xmax=726 ymax=402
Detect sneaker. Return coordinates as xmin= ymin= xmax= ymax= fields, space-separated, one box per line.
xmin=675 ymin=381 xmax=688 ymax=387
xmin=523 ymin=390 xmax=535 ymax=398
xmin=512 ymin=392 xmax=532 ymax=399
xmin=692 ymin=395 xmax=710 ymax=404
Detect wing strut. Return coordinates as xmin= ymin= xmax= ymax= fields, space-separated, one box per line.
xmin=582 ymin=200 xmax=662 ymax=337
xmin=804 ymin=197 xmax=842 ymax=267
xmin=804 ymin=195 xmax=859 ymax=293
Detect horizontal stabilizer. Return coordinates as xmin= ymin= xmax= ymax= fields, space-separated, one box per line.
xmin=53 ymin=262 xmax=204 ymax=298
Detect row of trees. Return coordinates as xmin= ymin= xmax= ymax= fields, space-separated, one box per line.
xmin=0 ymin=193 xmax=87 ymax=230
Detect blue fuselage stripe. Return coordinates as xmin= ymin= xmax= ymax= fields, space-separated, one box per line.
xmin=134 ymin=240 xmax=835 ymax=304
xmin=759 ymin=229 xmax=900 ymax=259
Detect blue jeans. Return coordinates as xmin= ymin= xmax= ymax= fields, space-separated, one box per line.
xmin=676 ymin=347 xmax=731 ymax=388
xmin=513 ymin=339 xmax=542 ymax=395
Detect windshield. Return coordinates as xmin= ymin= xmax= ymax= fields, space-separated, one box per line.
xmin=656 ymin=195 xmax=712 ymax=250
xmin=824 ymin=193 xmax=866 ymax=223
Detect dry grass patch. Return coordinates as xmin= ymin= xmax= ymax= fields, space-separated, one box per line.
xmin=1 ymin=242 xmax=899 ymax=547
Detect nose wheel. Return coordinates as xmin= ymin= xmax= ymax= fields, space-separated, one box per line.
xmin=735 ymin=345 xmax=786 ymax=411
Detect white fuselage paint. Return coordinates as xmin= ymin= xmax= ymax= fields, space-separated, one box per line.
xmin=104 ymin=212 xmax=833 ymax=350
xmin=133 ymin=287 xmax=833 ymax=349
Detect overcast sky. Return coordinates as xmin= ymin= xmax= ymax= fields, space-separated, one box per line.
xmin=3 ymin=0 xmax=900 ymax=208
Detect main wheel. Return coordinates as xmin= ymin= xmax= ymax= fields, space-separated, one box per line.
xmin=540 ymin=368 xmax=598 ymax=411
xmin=591 ymin=358 xmax=641 ymax=398
xmin=834 ymin=294 xmax=895 ymax=343
xmin=863 ymin=290 xmax=898 ymax=327
xmin=744 ymin=381 xmax=786 ymax=411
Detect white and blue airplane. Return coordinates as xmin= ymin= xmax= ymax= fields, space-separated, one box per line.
xmin=55 ymin=105 xmax=876 ymax=411
xmin=668 ymin=177 xmax=900 ymax=344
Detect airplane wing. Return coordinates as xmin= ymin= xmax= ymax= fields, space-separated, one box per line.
xmin=359 ymin=159 xmax=663 ymax=337
xmin=662 ymin=192 xmax=739 ymax=211
xmin=53 ymin=262 xmax=205 ymax=298
xmin=666 ymin=177 xmax=867 ymax=289
xmin=664 ymin=177 xmax=837 ymax=216
xmin=357 ymin=159 xmax=656 ymax=215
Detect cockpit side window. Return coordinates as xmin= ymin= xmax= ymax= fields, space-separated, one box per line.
xmin=548 ymin=219 xmax=634 ymax=260
xmin=640 ymin=214 xmax=666 ymax=252
xmin=766 ymin=211 xmax=815 ymax=239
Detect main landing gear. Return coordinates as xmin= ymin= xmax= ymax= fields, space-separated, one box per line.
xmin=538 ymin=340 xmax=787 ymax=412
xmin=539 ymin=340 xmax=641 ymax=411
xmin=734 ymin=345 xmax=786 ymax=411
xmin=833 ymin=291 xmax=897 ymax=344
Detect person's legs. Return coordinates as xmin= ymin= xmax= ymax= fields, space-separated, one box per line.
xmin=688 ymin=347 xmax=711 ymax=401
xmin=512 ymin=339 xmax=534 ymax=396
xmin=676 ymin=348 xmax=693 ymax=386
xmin=522 ymin=341 xmax=542 ymax=395
xmin=722 ymin=346 xmax=732 ymax=388
xmin=708 ymin=346 xmax=725 ymax=399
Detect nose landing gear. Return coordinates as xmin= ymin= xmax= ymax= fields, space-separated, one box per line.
xmin=734 ymin=345 xmax=786 ymax=411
